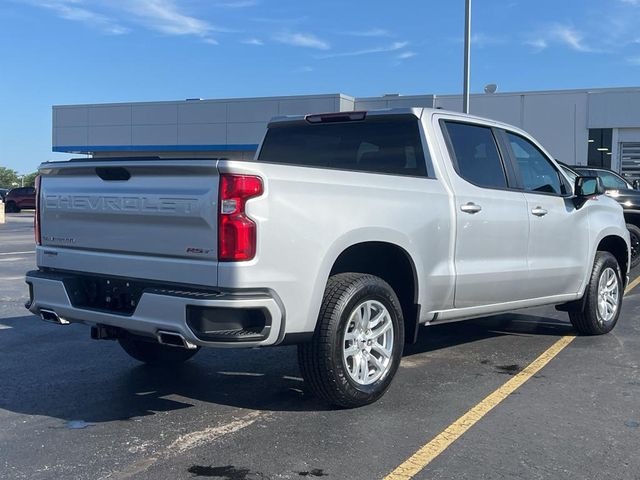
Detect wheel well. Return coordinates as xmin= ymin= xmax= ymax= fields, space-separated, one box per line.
xmin=330 ymin=242 xmax=420 ymax=343
xmin=624 ymin=212 xmax=640 ymax=228
xmin=598 ymin=235 xmax=628 ymax=278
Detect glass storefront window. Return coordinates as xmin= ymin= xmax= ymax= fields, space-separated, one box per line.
xmin=587 ymin=128 xmax=613 ymax=168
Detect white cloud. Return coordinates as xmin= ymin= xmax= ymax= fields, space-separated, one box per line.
xmin=397 ymin=51 xmax=417 ymax=60
xmin=526 ymin=24 xmax=597 ymax=53
xmin=215 ymin=0 xmax=258 ymax=7
xmin=471 ymin=33 xmax=506 ymax=48
xmin=250 ymin=16 xmax=308 ymax=24
xmin=21 ymin=0 xmax=230 ymax=43
xmin=318 ymin=41 xmax=408 ymax=59
xmin=552 ymin=25 xmax=594 ymax=52
xmin=242 ymin=38 xmax=264 ymax=46
xmin=628 ymin=56 xmax=640 ymax=65
xmin=344 ymin=28 xmax=390 ymax=37
xmin=275 ymin=32 xmax=330 ymax=50
xmin=525 ymin=38 xmax=548 ymax=51
xmin=123 ymin=0 xmax=220 ymax=37
xmin=620 ymin=0 xmax=640 ymax=5
xmin=23 ymin=0 xmax=128 ymax=35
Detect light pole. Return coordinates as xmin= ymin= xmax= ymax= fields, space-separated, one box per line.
xmin=462 ymin=0 xmax=471 ymax=114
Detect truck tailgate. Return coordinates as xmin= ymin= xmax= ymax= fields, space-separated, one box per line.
xmin=38 ymin=159 xmax=219 ymax=285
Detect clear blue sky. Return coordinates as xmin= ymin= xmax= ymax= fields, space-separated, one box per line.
xmin=1 ymin=0 xmax=639 ymax=173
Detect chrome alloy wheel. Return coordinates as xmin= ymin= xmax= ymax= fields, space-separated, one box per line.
xmin=342 ymin=300 xmax=394 ymax=386
xmin=597 ymin=267 xmax=619 ymax=324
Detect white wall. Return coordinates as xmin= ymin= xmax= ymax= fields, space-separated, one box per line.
xmin=618 ymin=128 xmax=640 ymax=142
xmin=589 ymin=91 xmax=640 ymax=128
xmin=435 ymin=91 xmax=590 ymax=166
xmin=53 ymin=94 xmax=352 ymax=153
xmin=53 ymin=88 xmax=640 ymax=169
xmin=355 ymin=95 xmax=434 ymax=110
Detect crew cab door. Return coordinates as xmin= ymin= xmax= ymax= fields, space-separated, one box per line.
xmin=438 ymin=119 xmax=530 ymax=308
xmin=502 ymin=131 xmax=590 ymax=297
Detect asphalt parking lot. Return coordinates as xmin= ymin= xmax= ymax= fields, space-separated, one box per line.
xmin=1 ymin=212 xmax=639 ymax=480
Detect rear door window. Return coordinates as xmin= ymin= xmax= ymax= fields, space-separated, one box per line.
xmin=443 ymin=121 xmax=508 ymax=189
xmin=258 ymin=115 xmax=429 ymax=177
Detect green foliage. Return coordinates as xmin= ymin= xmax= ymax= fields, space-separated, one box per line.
xmin=0 ymin=168 xmax=39 ymax=189
xmin=22 ymin=172 xmax=39 ymax=187
xmin=0 ymin=167 xmax=19 ymax=189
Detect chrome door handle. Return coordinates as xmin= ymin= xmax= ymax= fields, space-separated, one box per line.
xmin=531 ymin=206 xmax=548 ymax=217
xmin=460 ymin=202 xmax=482 ymax=214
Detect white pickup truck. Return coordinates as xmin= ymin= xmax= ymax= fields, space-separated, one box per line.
xmin=26 ymin=108 xmax=629 ymax=407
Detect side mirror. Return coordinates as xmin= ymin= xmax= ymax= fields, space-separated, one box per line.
xmin=575 ymin=176 xmax=604 ymax=197
xmin=633 ymin=179 xmax=640 ymax=191
xmin=574 ymin=176 xmax=604 ymax=208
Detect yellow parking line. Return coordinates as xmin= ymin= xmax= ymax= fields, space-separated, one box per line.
xmin=383 ymin=335 xmax=576 ymax=480
xmin=384 ymin=276 xmax=640 ymax=480
xmin=625 ymin=275 xmax=640 ymax=295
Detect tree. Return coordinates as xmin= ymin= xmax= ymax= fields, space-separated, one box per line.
xmin=22 ymin=172 xmax=39 ymax=187
xmin=0 ymin=167 xmax=19 ymax=189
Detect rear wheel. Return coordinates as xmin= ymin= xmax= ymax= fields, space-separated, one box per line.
xmin=626 ymin=223 xmax=640 ymax=269
xmin=298 ymin=273 xmax=404 ymax=408
xmin=569 ymin=251 xmax=623 ymax=335
xmin=118 ymin=337 xmax=200 ymax=366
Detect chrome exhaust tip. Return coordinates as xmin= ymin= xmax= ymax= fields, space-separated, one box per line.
xmin=157 ymin=330 xmax=197 ymax=349
xmin=40 ymin=309 xmax=70 ymax=325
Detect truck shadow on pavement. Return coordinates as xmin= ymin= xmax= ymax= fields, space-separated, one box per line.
xmin=0 ymin=312 xmax=576 ymax=423
xmin=405 ymin=311 xmax=575 ymax=358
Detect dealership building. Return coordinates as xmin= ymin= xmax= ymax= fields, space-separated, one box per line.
xmin=52 ymin=86 xmax=640 ymax=178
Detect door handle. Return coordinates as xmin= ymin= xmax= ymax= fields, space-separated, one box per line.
xmin=460 ymin=202 xmax=482 ymax=214
xmin=531 ymin=206 xmax=548 ymax=217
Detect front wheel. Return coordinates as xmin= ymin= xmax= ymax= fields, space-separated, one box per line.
xmin=298 ymin=273 xmax=404 ymax=408
xmin=118 ymin=337 xmax=200 ymax=366
xmin=569 ymin=251 xmax=623 ymax=335
xmin=626 ymin=223 xmax=640 ymax=269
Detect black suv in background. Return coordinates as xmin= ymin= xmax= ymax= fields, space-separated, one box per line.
xmin=559 ymin=163 xmax=640 ymax=268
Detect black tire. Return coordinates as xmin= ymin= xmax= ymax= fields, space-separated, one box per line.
xmin=626 ymin=223 xmax=640 ymax=269
xmin=569 ymin=251 xmax=623 ymax=335
xmin=5 ymin=201 xmax=19 ymax=213
xmin=298 ymin=273 xmax=404 ymax=408
xmin=118 ymin=337 xmax=200 ymax=366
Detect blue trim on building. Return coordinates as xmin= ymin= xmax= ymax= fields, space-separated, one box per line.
xmin=53 ymin=144 xmax=260 ymax=153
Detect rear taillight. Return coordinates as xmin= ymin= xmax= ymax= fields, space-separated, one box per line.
xmin=218 ymin=174 xmax=263 ymax=261
xmin=34 ymin=175 xmax=41 ymax=246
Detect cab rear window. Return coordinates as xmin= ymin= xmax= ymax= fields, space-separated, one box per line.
xmin=257 ymin=115 xmax=429 ymax=177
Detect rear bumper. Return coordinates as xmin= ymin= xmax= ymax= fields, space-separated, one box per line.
xmin=25 ymin=270 xmax=285 ymax=348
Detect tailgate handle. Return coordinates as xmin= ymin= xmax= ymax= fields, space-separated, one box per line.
xmin=95 ymin=167 xmax=131 ymax=181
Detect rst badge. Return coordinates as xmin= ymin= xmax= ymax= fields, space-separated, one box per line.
xmin=186 ymin=247 xmax=214 ymax=255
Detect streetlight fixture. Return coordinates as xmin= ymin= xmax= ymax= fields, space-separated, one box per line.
xmin=462 ymin=0 xmax=471 ymax=114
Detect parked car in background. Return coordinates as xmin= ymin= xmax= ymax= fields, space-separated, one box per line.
xmin=4 ymin=186 xmax=36 ymax=212
xmin=0 ymin=188 xmax=8 ymax=202
xmin=559 ymin=163 xmax=640 ymax=269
